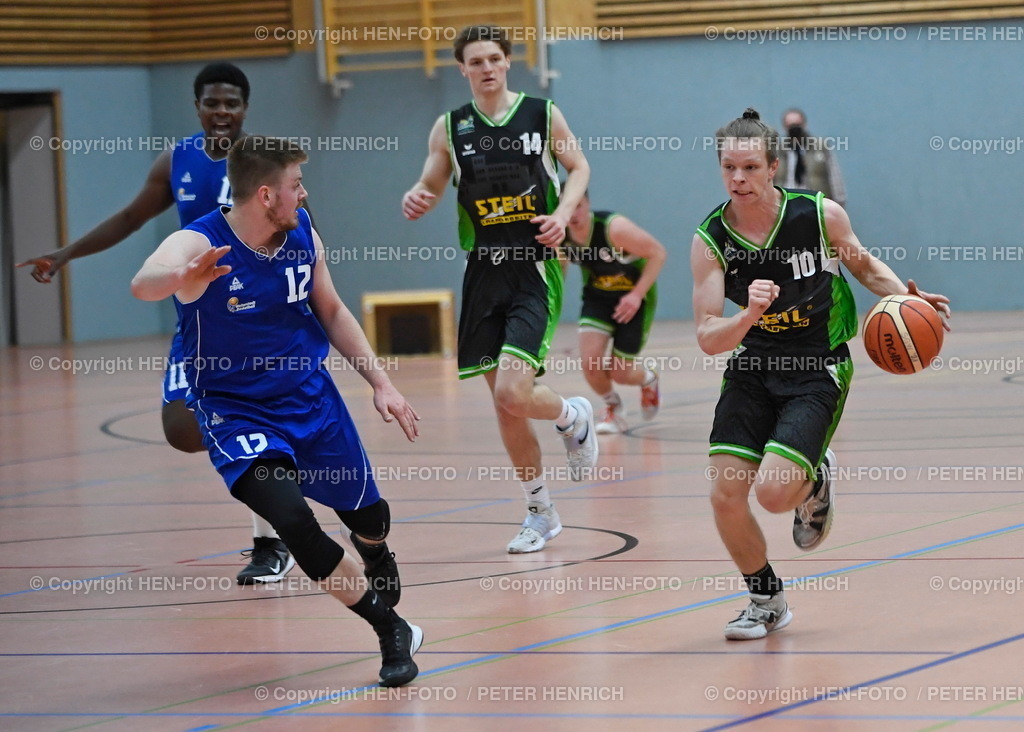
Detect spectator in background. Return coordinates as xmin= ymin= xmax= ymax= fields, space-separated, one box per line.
xmin=776 ymin=108 xmax=846 ymax=207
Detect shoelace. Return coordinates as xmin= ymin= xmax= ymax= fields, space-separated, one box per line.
xmin=379 ymin=621 xmax=409 ymax=663
xmin=735 ymin=602 xmax=779 ymax=625
xmin=241 ymin=546 xmax=281 ymax=569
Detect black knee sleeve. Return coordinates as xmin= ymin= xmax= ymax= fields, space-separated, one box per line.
xmin=336 ymin=497 xmax=390 ymax=541
xmin=232 ymin=458 xmax=344 ymax=581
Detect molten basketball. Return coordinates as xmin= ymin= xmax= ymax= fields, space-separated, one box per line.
xmin=862 ymin=295 xmax=944 ymax=374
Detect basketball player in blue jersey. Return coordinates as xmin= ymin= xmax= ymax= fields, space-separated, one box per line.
xmin=564 ymin=191 xmax=666 ymax=434
xmin=17 ymin=63 xmax=295 ymax=584
xmin=131 ymin=136 xmax=423 ymax=687
xmin=691 ymin=109 xmax=951 ymax=640
xmin=402 ymin=25 xmax=597 ymax=553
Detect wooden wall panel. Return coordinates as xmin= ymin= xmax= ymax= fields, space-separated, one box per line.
xmin=0 ymin=0 xmax=292 ymax=65
xmin=596 ymin=0 xmax=1024 ymax=38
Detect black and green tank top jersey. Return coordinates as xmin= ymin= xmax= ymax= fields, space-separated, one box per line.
xmin=446 ymin=93 xmax=560 ymax=251
xmin=567 ymin=210 xmax=655 ymax=301
xmin=695 ymin=188 xmax=857 ymax=359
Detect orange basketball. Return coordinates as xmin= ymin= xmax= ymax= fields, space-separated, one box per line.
xmin=862 ymin=295 xmax=944 ymax=374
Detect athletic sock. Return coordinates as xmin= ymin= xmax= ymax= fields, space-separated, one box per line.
xmin=348 ymin=589 xmax=394 ymax=629
xmin=554 ymin=398 xmax=578 ymax=431
xmin=743 ymin=563 xmax=783 ymax=597
xmin=642 ymin=369 xmax=657 ymax=386
xmin=521 ymin=477 xmax=551 ymax=507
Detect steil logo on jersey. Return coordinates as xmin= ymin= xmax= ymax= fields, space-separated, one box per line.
xmin=181 ymin=172 xmax=192 ymax=183
xmin=210 ymin=412 xmax=225 ymax=425
xmin=177 ymin=188 xmax=196 ymax=202
xmin=229 ymin=277 xmax=245 ymax=291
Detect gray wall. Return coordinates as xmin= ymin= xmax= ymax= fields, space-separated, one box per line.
xmin=3 ymin=23 xmax=1021 ymax=342
xmin=0 ymin=66 xmax=161 ymax=342
xmin=551 ymin=30 xmax=1024 ymax=315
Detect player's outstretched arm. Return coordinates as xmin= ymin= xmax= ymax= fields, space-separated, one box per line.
xmin=825 ymin=199 xmax=951 ymax=329
xmin=691 ymin=233 xmax=777 ymax=355
xmin=401 ymin=115 xmax=452 ymax=221
xmin=307 ymin=230 xmax=420 ymax=441
xmin=607 ymin=215 xmax=667 ymax=324
xmin=131 ymin=231 xmax=226 ymax=303
xmin=19 ymin=151 xmax=175 ymax=283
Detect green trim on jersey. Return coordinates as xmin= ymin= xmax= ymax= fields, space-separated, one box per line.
xmin=544 ymin=99 xmax=558 ymax=182
xmin=538 ymin=258 xmax=563 ymax=361
xmin=709 ymin=443 xmax=763 ymax=463
xmin=472 ymin=92 xmax=526 ymax=127
xmin=546 ymin=179 xmax=560 ymax=218
xmin=456 ymin=203 xmax=476 ymax=251
xmin=601 ymin=212 xmax=624 ymax=251
xmin=696 ymin=227 xmax=726 ymax=269
xmin=815 ymin=190 xmax=834 ymax=257
xmin=821 ymin=357 xmax=854 ymax=461
xmin=445 ymin=111 xmax=460 ymax=187
xmin=720 ymin=187 xmax=789 ymax=251
xmin=828 ymin=274 xmax=858 ymax=347
xmin=815 ymin=193 xmax=858 ymax=348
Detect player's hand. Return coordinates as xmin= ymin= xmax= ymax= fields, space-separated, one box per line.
xmin=747 ymin=279 xmax=780 ymax=318
xmin=17 ymin=251 xmax=68 ymax=283
xmin=182 ymin=246 xmax=232 ymax=287
xmin=402 ymin=189 xmax=436 ymax=220
xmin=373 ymin=383 xmax=420 ymax=442
xmin=531 ymin=213 xmax=569 ymax=247
xmin=612 ymin=291 xmax=643 ymax=324
xmin=907 ymin=279 xmax=952 ymax=331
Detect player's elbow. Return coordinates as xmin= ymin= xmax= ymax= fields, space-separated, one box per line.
xmin=697 ymin=338 xmax=721 ymax=356
xmin=130 ymin=274 xmax=160 ymax=301
xmin=696 ymin=328 xmax=735 ymax=356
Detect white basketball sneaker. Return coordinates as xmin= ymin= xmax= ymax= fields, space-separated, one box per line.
xmin=558 ymin=396 xmax=599 ymax=481
xmin=507 ymin=501 xmax=562 ymax=553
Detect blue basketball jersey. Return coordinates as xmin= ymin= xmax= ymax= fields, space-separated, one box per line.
xmin=170 ymin=132 xmax=233 ymax=227
xmin=178 ymin=207 xmax=328 ymax=401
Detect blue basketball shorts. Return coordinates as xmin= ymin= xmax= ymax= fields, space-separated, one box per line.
xmin=188 ymin=368 xmax=381 ymax=511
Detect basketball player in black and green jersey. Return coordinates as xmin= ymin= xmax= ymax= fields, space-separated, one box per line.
xmin=692 ymin=109 xmax=950 ymax=640
xmin=402 ymin=25 xmax=596 ymax=553
xmin=565 ymin=192 xmax=666 ymax=434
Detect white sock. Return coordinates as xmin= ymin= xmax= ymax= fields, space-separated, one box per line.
xmin=642 ymin=368 xmax=657 ymax=386
xmin=601 ymin=390 xmax=621 ymax=406
xmin=522 ymin=478 xmax=551 ymax=507
xmin=252 ymin=512 xmax=279 ymax=540
xmin=555 ymin=398 xmax=579 ymax=430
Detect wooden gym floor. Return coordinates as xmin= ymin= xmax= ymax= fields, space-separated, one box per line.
xmin=2 ymin=313 xmax=1023 ymax=731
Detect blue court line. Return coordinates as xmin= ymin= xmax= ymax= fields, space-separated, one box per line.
xmin=704 ymin=631 xmax=1024 ymax=730
xmin=5 ymin=523 xmax=1020 ymax=722
xmin=3 ymin=487 xmax=1024 ymax=511
xmin=0 ymin=570 xmax=137 ymax=599
xmin=2 ymin=712 xmax=1020 ymax=724
xmin=5 ymin=519 xmax=1021 ymax=724
xmin=0 ymin=649 xmax=951 ymax=657
xmin=250 ymin=520 xmax=1024 ymax=720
